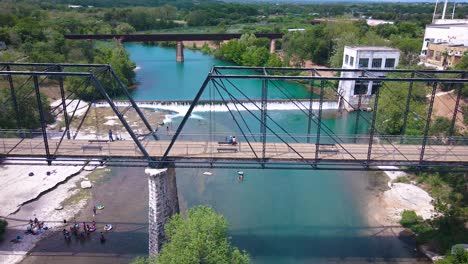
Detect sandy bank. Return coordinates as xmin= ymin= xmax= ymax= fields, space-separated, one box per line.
xmin=0 ymin=161 xmax=97 ymax=264
xmin=372 ymin=166 xmax=434 ymax=224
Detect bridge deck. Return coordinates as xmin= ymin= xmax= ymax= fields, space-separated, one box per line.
xmin=1 ymin=139 xmax=466 ymax=165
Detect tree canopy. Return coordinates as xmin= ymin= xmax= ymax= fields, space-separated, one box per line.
xmin=132 ymin=206 xmax=250 ymax=264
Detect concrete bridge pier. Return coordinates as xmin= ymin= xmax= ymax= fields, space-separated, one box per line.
xmin=270 ymin=39 xmax=276 ymax=54
xmin=146 ymin=165 xmax=179 ymax=255
xmin=176 ymin=41 xmax=184 ymax=62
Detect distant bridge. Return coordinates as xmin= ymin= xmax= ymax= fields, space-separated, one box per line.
xmin=65 ymin=33 xmax=283 ymax=62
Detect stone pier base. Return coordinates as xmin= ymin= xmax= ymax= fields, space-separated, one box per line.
xmin=176 ymin=41 xmax=184 ymax=62
xmin=269 ymin=39 xmax=276 ymax=54
xmin=146 ymin=166 xmax=179 ymax=255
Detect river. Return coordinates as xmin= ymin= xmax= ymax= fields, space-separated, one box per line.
xmin=20 ymin=44 xmax=428 ymax=264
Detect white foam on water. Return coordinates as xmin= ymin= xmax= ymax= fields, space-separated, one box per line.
xmin=95 ymin=101 xmax=338 ymax=123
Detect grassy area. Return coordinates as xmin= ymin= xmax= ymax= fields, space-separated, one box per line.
xmin=60 ymin=168 xmax=109 ymax=207
xmin=60 ymin=187 xmax=91 ymax=208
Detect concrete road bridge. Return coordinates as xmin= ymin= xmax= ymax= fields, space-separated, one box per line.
xmin=65 ymin=33 xmax=283 ymax=62
xmin=1 ymin=63 xmax=467 ymax=254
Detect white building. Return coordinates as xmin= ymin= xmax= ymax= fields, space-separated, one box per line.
xmin=420 ymin=0 xmax=468 ymax=59
xmin=338 ymin=46 xmax=400 ymax=110
xmin=421 ymin=21 xmax=468 ymax=56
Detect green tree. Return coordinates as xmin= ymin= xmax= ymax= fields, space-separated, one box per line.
xmin=241 ymin=46 xmax=270 ymax=67
xmin=115 ymin=23 xmax=136 ymax=34
xmin=218 ymin=40 xmax=246 ymax=65
xmin=266 ymin=53 xmax=283 ymax=67
xmin=376 ymin=80 xmax=427 ymax=135
xmin=436 ymin=246 xmax=468 ymax=264
xmin=430 ymin=117 xmax=453 ymax=137
xmin=133 ymin=206 xmax=250 ymax=264
xmin=67 ymin=42 xmax=135 ymax=101
xmin=390 ymin=36 xmax=421 ymax=66
xmin=456 ymin=54 xmax=468 ymax=70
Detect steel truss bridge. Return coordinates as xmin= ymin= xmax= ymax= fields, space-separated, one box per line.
xmin=0 ymin=63 xmax=467 ymax=171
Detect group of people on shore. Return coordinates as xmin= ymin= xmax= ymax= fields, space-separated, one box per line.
xmin=63 ymin=220 xmax=99 ymax=241
xmin=26 ymin=217 xmax=47 ymax=235
xmin=62 ymin=205 xmax=109 ymax=244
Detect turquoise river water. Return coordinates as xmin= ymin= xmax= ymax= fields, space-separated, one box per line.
xmin=21 ymin=44 xmax=428 ymax=264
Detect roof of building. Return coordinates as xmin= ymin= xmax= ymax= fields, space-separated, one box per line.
xmin=345 ymin=46 xmax=400 ymax=52
xmin=428 ymin=42 xmax=468 ymax=48
xmin=426 ymin=23 xmax=468 ymax=28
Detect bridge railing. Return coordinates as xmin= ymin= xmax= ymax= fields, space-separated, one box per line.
xmin=1 ymin=129 xmax=467 ymax=146
xmin=167 ymin=132 xmax=468 ymax=146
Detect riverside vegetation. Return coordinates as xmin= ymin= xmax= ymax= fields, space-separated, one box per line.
xmin=131 ymin=206 xmax=249 ymax=264
xmin=0 ymin=0 xmax=467 ymax=260
xmin=0 ymin=219 xmax=7 ymax=241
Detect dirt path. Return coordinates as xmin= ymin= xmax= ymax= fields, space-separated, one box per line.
xmin=432 ymin=90 xmax=466 ymax=133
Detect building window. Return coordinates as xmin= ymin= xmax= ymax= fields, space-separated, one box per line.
xmin=371 ymin=81 xmax=382 ymax=94
xmin=350 ymin=56 xmax=354 ymax=66
xmin=372 ymin=58 xmax=382 ymax=68
xmin=427 ymin=49 xmax=434 ymax=58
xmin=385 ymin=58 xmax=395 ymax=68
xmin=345 ymin=55 xmax=349 ymax=64
xmin=435 ymin=51 xmax=441 ymax=60
xmin=354 ymin=81 xmax=368 ymax=95
xmin=358 ymin=58 xmax=369 ymax=68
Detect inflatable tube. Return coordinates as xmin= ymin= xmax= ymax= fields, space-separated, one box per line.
xmin=88 ymin=227 xmax=96 ymax=232
xmin=97 ymin=205 xmax=105 ymax=210
xmin=104 ymin=224 xmax=113 ymax=231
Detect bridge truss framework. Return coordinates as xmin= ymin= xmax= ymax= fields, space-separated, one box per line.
xmin=0 ymin=63 xmax=467 ymax=172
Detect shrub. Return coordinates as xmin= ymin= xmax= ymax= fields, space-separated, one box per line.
xmin=400 ymin=210 xmax=422 ymax=228
xmin=0 ymin=219 xmax=7 ymax=241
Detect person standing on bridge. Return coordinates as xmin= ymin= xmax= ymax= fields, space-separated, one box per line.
xmin=108 ymin=129 xmax=114 ymax=142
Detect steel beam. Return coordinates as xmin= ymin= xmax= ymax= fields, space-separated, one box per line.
xmin=315 ymin=81 xmax=325 ymax=161
xmin=58 ymin=66 xmax=71 ymax=139
xmin=65 ymin=33 xmax=283 ymax=42
xmin=366 ymin=85 xmax=381 ymax=166
xmin=108 ymin=67 xmax=156 ymax=137
xmin=420 ymin=82 xmax=438 ymax=165
xmin=214 ymin=65 xmax=467 ymax=74
xmin=6 ymin=65 xmax=21 ymax=129
xmin=91 ymin=76 xmax=151 ymax=160
xmin=33 ymin=76 xmax=51 ymax=164
xmin=307 ymin=79 xmax=314 ymax=143
xmin=353 ymin=94 xmax=362 ymax=143
xmin=209 ymin=74 xmax=467 ymax=83
xmin=401 ymin=72 xmax=415 ymax=143
xmin=0 ymin=62 xmax=108 ymax=68
xmin=261 ymin=79 xmax=268 ymax=164
xmin=449 ymin=73 xmax=465 ymax=140
xmin=158 ymin=72 xmax=213 ymax=167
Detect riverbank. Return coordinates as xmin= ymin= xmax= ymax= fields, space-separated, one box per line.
xmin=375 ymin=166 xmax=434 ymax=223
xmin=0 ymin=101 xmax=166 ymax=264
xmin=0 ymin=162 xmax=96 ymax=264
xmin=363 ymin=166 xmax=435 ymax=262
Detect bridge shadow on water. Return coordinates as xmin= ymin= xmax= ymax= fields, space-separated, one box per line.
xmin=229 ymin=225 xmax=430 ymax=263
xmin=7 ymin=219 xmax=429 ymax=263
